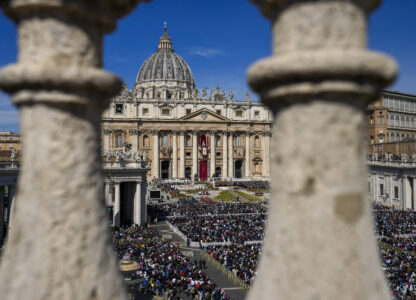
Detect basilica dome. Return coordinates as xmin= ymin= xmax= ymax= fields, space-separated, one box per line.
xmin=135 ymin=25 xmax=195 ymax=93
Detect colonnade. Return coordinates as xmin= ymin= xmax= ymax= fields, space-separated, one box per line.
xmin=150 ymin=129 xmax=271 ymax=179
xmin=0 ymin=183 xmax=16 ymax=247
xmin=103 ymin=180 xmax=146 ymax=227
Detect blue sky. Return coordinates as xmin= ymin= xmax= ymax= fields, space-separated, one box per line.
xmin=0 ymin=0 xmax=415 ymax=133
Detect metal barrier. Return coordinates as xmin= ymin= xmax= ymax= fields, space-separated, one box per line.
xmin=201 ymin=251 xmax=250 ymax=291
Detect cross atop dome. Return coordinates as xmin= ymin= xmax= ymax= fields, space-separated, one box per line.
xmin=159 ymin=21 xmax=172 ymax=50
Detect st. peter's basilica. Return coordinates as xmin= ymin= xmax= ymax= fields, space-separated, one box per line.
xmin=101 ymin=25 xmax=273 ymax=181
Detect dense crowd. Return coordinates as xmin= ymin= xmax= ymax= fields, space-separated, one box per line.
xmin=169 ymin=214 xmax=266 ymax=243
xmin=113 ymin=226 xmax=231 ymax=299
xmin=381 ymin=236 xmax=416 ymax=252
xmin=374 ymin=204 xmax=416 ymax=236
xmin=206 ymin=243 xmax=261 ymax=285
xmin=381 ymin=246 xmax=416 ymax=299
xmin=145 ymin=197 xmax=416 ymax=299
xmin=214 ymin=180 xmax=269 ymax=190
xmin=152 ymin=201 xmax=267 ymax=218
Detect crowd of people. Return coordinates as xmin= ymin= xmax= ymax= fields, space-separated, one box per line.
xmin=214 ymin=180 xmax=269 ymax=191
xmin=380 ymin=245 xmax=416 ymax=299
xmin=381 ymin=236 xmax=416 ymax=252
xmin=152 ymin=201 xmax=267 ymax=218
xmin=374 ymin=204 xmax=416 ymax=236
xmin=169 ymin=214 xmax=266 ymax=243
xmin=115 ymin=195 xmax=416 ymax=299
xmin=206 ymin=243 xmax=262 ymax=285
xmin=113 ymin=225 xmax=231 ymax=299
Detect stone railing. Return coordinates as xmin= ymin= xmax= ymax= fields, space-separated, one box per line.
xmin=368 ymin=159 xmax=416 ymax=168
xmin=0 ymin=1 xmax=150 ymax=299
xmin=0 ymin=0 xmax=401 ymax=299
xmin=246 ymin=0 xmax=397 ymax=299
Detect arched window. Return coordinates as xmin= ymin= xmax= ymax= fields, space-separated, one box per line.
xmin=401 ymin=117 xmax=405 ymax=127
xmin=236 ymin=135 xmax=242 ymax=147
xmin=116 ymin=134 xmax=123 ymax=147
xmin=186 ymin=135 xmax=191 ymax=147
xmin=395 ymin=116 xmax=400 ymax=127
xmin=396 ymin=133 xmax=400 ymax=142
xmin=402 ymin=134 xmax=405 ymax=141
xmin=162 ymin=135 xmax=169 ymax=147
xmin=406 ymin=117 xmax=410 ymax=128
xmin=143 ymin=135 xmax=149 ymax=147
xmin=255 ymin=136 xmax=260 ymax=148
xmin=378 ymin=115 xmax=384 ymax=125
xmin=390 ymin=115 xmax=394 ymax=126
xmin=216 ymin=135 xmax=221 ymax=147
xmin=412 ymin=118 xmax=415 ymax=128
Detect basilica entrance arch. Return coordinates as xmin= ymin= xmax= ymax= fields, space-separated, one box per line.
xmin=199 ymin=160 xmax=208 ymax=180
xmin=161 ymin=161 xmax=170 ymax=179
xmin=235 ymin=160 xmax=243 ymax=178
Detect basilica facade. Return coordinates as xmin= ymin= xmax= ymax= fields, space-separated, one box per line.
xmin=101 ymin=26 xmax=273 ymax=181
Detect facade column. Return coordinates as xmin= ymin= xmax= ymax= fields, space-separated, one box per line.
xmin=113 ymin=182 xmax=120 ymax=227
xmin=152 ymin=130 xmax=160 ymax=178
xmin=228 ymin=132 xmax=234 ymax=178
xmin=130 ymin=129 xmax=139 ymax=151
xmin=245 ymin=133 xmax=251 ymax=178
xmin=0 ymin=1 xmax=141 ymax=299
xmin=7 ymin=184 xmax=16 ymax=231
xmin=134 ymin=181 xmax=142 ymax=225
xmin=0 ymin=185 xmax=4 ymax=247
xmin=262 ymin=133 xmax=271 ymax=178
xmin=103 ymin=130 xmax=111 ymax=153
xmin=192 ymin=131 xmax=198 ymax=180
xmin=104 ymin=181 xmax=110 ymax=206
xmin=246 ymin=1 xmax=397 ymax=299
xmin=172 ymin=131 xmax=178 ymax=178
xmin=179 ymin=131 xmax=185 ymax=178
xmin=210 ymin=131 xmax=216 ymax=177
xmin=222 ymin=132 xmax=228 ymax=178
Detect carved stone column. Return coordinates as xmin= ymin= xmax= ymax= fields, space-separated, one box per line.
xmin=222 ymin=131 xmax=228 ymax=178
xmin=130 ymin=129 xmax=140 ymax=151
xmin=210 ymin=131 xmax=216 ymax=177
xmin=113 ymin=182 xmax=121 ymax=227
xmin=192 ymin=130 xmax=198 ymax=180
xmin=152 ymin=130 xmax=160 ymax=178
xmin=7 ymin=184 xmax=16 ymax=230
xmin=0 ymin=186 xmax=4 ymax=247
xmin=179 ymin=131 xmax=185 ymax=178
xmin=245 ymin=133 xmax=251 ymax=178
xmin=0 ymin=1 xmax=146 ymax=299
xmin=103 ymin=129 xmax=111 ymax=153
xmin=247 ymin=1 xmax=397 ymax=299
xmin=262 ymin=132 xmax=271 ymax=177
xmin=104 ymin=180 xmax=110 ymax=206
xmin=228 ymin=132 xmax=234 ymax=178
xmin=134 ymin=181 xmax=142 ymax=225
xmin=172 ymin=131 xmax=178 ymax=178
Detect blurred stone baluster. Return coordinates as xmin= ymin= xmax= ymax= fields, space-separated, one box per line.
xmin=247 ymin=1 xmax=397 ymax=299
xmin=0 ymin=1 xmax=149 ymax=299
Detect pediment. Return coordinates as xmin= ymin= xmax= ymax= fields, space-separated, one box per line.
xmin=179 ymin=108 xmax=230 ymax=122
